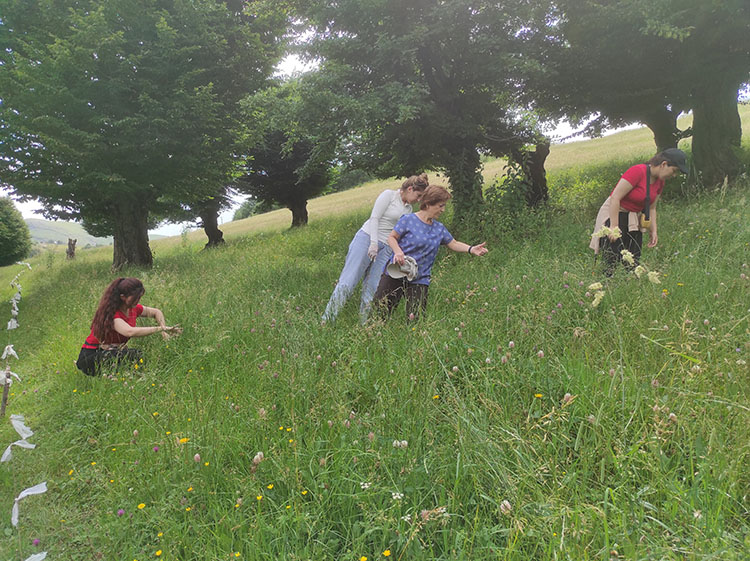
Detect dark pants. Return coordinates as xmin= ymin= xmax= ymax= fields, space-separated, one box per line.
xmin=599 ymin=212 xmax=642 ymax=276
xmin=76 ymin=346 xmax=143 ymax=376
xmin=373 ymin=274 xmax=429 ymax=321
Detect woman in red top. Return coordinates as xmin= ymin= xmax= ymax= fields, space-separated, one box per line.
xmin=76 ymin=277 xmax=181 ymax=376
xmin=591 ymin=148 xmax=688 ymax=275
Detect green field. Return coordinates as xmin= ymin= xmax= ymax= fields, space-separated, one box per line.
xmin=1 ymin=118 xmax=749 ymax=560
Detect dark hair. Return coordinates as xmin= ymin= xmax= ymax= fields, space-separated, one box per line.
xmin=420 ymin=185 xmax=452 ymax=209
xmin=647 ymin=151 xmax=678 ymax=167
xmin=401 ymin=173 xmax=429 ymax=192
xmin=91 ymin=277 xmax=145 ymax=342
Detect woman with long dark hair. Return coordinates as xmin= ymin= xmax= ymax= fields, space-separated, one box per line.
xmin=76 ymin=277 xmax=181 ymax=376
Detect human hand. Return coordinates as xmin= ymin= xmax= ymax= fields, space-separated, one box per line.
xmin=161 ymin=325 xmax=183 ymax=340
xmin=393 ymin=251 xmax=405 ymax=266
xmin=471 ymin=242 xmax=488 ymax=256
xmin=367 ymin=244 xmax=379 ymax=260
xmin=647 ymin=231 xmax=658 ymax=248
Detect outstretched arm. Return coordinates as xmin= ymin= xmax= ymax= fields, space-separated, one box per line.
xmin=446 ymin=240 xmax=488 ymax=256
xmin=114 ymin=307 xmax=182 ymax=340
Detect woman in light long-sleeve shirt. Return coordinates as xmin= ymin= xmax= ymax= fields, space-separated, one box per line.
xmin=322 ymin=174 xmax=428 ymax=323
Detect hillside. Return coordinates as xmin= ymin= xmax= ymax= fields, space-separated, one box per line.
xmin=25 ymin=218 xmax=112 ymax=246
xmin=0 ymin=119 xmax=748 ymax=560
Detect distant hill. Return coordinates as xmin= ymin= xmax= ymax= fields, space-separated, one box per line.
xmin=25 ymin=218 xmax=113 ymax=246
xmin=24 ymin=219 xmax=169 ymax=247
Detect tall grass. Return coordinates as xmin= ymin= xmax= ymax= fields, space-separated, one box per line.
xmin=1 ymin=156 xmax=748 ymax=559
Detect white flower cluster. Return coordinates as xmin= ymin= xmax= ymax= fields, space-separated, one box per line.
xmin=592 ymin=225 xmax=622 ymax=240
xmin=392 ymin=439 xmax=408 ymax=449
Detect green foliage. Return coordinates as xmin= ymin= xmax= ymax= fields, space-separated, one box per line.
xmin=237 ymin=80 xmax=336 ymax=226
xmin=327 ymin=167 xmax=375 ymax=193
xmin=232 ymin=198 xmax=282 ymax=221
xmin=2 ymin=178 xmax=748 ymax=559
xmin=532 ymin=0 xmax=750 ymax=180
xmin=299 ymin=0 xmax=544 ymax=223
xmin=0 ymin=0 xmax=285 ymax=266
xmin=546 ymin=157 xmax=647 ymax=214
xmin=0 ymin=197 xmax=31 ymax=266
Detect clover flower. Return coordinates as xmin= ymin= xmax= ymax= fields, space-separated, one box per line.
xmin=587 ymin=282 xmax=603 ymax=291
xmin=620 ymin=249 xmax=635 ymax=265
xmin=647 ymin=271 xmax=661 ymax=284
xmin=634 ymin=265 xmax=646 ymax=278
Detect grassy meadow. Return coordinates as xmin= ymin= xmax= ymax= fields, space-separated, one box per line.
xmin=1 ymin=120 xmax=749 ymax=560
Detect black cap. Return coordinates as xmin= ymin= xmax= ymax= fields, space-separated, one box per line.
xmin=661 ymin=148 xmax=688 ymax=174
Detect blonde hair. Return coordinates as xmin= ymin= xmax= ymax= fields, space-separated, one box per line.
xmin=400 ymin=173 xmax=429 ymax=192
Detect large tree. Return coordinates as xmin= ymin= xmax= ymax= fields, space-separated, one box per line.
xmin=0 ymin=0 xmax=284 ymax=268
xmin=297 ymin=0 xmax=542 ymax=226
xmin=236 ymin=81 xmax=334 ymax=227
xmin=531 ymin=0 xmax=750 ymax=184
xmin=0 ymin=197 xmax=32 ymax=267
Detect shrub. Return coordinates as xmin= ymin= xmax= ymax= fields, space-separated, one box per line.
xmin=0 ymin=197 xmax=32 ymax=266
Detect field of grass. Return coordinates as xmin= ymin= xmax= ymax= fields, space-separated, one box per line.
xmin=1 ymin=116 xmax=749 ymax=560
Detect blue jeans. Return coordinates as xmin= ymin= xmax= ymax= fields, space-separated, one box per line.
xmin=323 ymin=229 xmax=393 ymax=323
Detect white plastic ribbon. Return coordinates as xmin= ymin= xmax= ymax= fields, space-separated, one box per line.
xmin=16 ymin=261 xmax=32 ymax=270
xmin=1 ymin=415 xmax=36 ymax=462
xmin=2 ymin=344 xmax=19 ymax=360
xmin=11 ymin=482 xmax=47 ymax=526
xmin=7 ymin=318 xmax=19 ymax=330
xmin=24 ymin=553 xmax=48 ymax=561
xmin=2 ymin=371 xmax=21 ymax=386
xmin=1 ymin=439 xmax=35 ymax=463
xmin=11 ymin=414 xmax=33 ymax=439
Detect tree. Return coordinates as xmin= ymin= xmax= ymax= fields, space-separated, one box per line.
xmin=298 ymin=0 xmax=542 ymax=226
xmin=530 ymin=0 xmax=750 ymax=184
xmin=236 ymin=81 xmax=334 ymax=227
xmin=0 ymin=197 xmax=32 ymax=267
xmin=236 ymin=131 xmax=332 ymax=227
xmin=0 ymin=0 xmax=285 ymax=267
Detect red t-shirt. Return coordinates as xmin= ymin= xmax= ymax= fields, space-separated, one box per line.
xmin=611 ymin=164 xmax=664 ymax=213
xmin=82 ymin=304 xmax=144 ymax=348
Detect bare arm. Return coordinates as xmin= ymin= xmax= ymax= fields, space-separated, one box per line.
xmin=114 ymin=307 xmax=182 ymax=340
xmin=647 ymin=195 xmax=659 ymax=248
xmin=446 ymin=240 xmax=488 ymax=256
xmin=387 ymin=230 xmax=405 ymax=265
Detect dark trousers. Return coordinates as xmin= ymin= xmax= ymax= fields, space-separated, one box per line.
xmin=599 ymin=212 xmax=642 ymax=276
xmin=76 ymin=346 xmax=143 ymax=376
xmin=373 ymin=274 xmax=429 ymax=321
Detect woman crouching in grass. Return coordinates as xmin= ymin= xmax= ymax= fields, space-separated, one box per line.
xmin=76 ymin=277 xmax=181 ymax=376
xmin=372 ymin=185 xmax=488 ymax=321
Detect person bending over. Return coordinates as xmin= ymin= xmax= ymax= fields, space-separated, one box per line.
xmin=322 ymin=174 xmax=428 ymax=323
xmin=76 ymin=277 xmax=181 ymax=376
xmin=590 ymin=148 xmax=688 ymax=275
xmin=373 ymin=185 xmax=488 ymax=321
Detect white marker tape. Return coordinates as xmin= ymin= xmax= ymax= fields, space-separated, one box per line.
xmin=11 ymin=481 xmax=47 ymax=527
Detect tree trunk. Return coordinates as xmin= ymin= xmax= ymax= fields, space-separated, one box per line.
xmin=444 ymin=145 xmax=484 ymax=226
xmin=199 ymin=198 xmax=225 ymax=248
xmin=288 ymin=199 xmax=308 ymax=227
xmin=512 ymin=141 xmax=551 ymax=208
xmin=692 ymin=79 xmax=742 ymax=186
xmin=643 ymin=107 xmax=680 ymax=152
xmin=112 ymin=202 xmax=152 ymax=270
